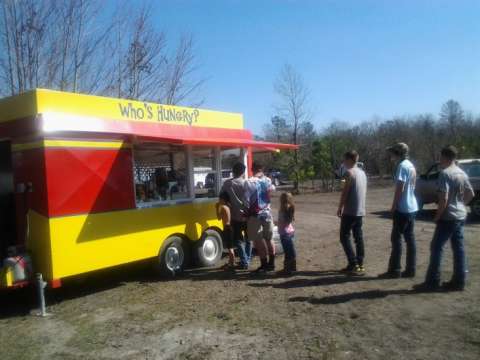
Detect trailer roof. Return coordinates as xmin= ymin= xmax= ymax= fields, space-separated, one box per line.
xmin=0 ymin=89 xmax=297 ymax=151
xmin=0 ymin=89 xmax=243 ymax=129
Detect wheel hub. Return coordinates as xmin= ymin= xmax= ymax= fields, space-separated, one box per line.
xmin=202 ymin=237 xmax=218 ymax=262
xmin=165 ymin=246 xmax=184 ymax=271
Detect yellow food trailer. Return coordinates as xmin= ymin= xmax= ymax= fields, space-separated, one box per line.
xmin=0 ymin=89 xmax=295 ymax=289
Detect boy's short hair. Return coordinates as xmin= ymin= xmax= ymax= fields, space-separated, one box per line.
xmin=219 ymin=191 xmax=230 ymax=202
xmin=232 ymin=162 xmax=246 ymax=177
xmin=441 ymin=145 xmax=458 ymax=161
xmin=387 ymin=142 xmax=409 ymax=157
xmin=252 ymin=161 xmax=263 ymax=173
xmin=344 ymin=150 xmax=359 ymax=163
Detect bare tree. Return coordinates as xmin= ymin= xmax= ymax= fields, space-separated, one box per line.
xmin=162 ymin=34 xmax=205 ymax=105
xmin=0 ymin=0 xmax=205 ymax=106
xmin=274 ymin=64 xmax=311 ymax=191
xmin=0 ymin=0 xmax=55 ymax=95
xmin=263 ymin=116 xmax=291 ymax=143
xmin=440 ymin=99 xmax=465 ymax=146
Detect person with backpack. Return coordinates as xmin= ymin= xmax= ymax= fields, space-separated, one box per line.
xmin=245 ymin=162 xmax=276 ymax=273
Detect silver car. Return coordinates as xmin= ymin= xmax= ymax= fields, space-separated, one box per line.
xmin=415 ymin=159 xmax=480 ymax=217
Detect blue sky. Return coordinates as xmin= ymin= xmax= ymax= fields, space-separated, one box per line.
xmin=147 ymin=0 xmax=480 ymax=134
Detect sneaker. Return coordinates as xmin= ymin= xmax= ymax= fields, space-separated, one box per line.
xmin=236 ymin=263 xmax=249 ymax=270
xmin=221 ymin=263 xmax=235 ymax=272
xmin=352 ymin=265 xmax=365 ymax=276
xmin=442 ymin=281 xmax=465 ymax=292
xmin=412 ymin=282 xmax=440 ymax=292
xmin=401 ymin=270 xmax=416 ymax=278
xmin=378 ymin=271 xmax=401 ymax=279
xmin=340 ymin=264 xmax=356 ymax=273
xmin=252 ymin=265 xmax=268 ymax=274
xmin=265 ymin=263 xmax=275 ymax=272
xmin=277 ymin=268 xmax=293 ymax=277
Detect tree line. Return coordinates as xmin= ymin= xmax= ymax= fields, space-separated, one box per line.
xmin=0 ymin=0 xmax=203 ymax=105
xmin=262 ymin=65 xmax=480 ymax=191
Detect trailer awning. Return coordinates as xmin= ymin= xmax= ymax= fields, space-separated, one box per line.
xmin=180 ymin=138 xmax=298 ymax=151
xmin=41 ymin=112 xmax=298 ymax=152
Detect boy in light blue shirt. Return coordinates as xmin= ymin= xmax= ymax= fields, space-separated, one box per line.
xmin=379 ymin=142 xmax=418 ymax=279
xmin=395 ymin=157 xmax=419 ymax=214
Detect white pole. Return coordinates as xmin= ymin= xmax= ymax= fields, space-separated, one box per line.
xmin=35 ymin=273 xmax=50 ymax=317
xmin=186 ymin=145 xmax=195 ymax=199
xmin=214 ymin=147 xmax=222 ymax=196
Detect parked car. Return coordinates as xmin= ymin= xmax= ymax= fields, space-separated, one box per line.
xmin=267 ymin=169 xmax=291 ymax=186
xmin=205 ymin=170 xmax=233 ymax=189
xmin=415 ymin=159 xmax=480 ymax=217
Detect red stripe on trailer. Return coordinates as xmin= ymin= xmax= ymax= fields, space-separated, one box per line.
xmin=45 ymin=148 xmax=135 ymax=217
xmin=180 ymin=138 xmax=298 ymax=150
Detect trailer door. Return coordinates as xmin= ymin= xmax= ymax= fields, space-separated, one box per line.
xmin=0 ymin=140 xmax=16 ymax=258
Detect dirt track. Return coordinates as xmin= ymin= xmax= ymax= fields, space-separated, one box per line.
xmin=1 ymin=186 xmax=479 ymax=360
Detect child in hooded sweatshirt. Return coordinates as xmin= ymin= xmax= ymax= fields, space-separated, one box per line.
xmin=277 ymin=192 xmax=297 ymax=275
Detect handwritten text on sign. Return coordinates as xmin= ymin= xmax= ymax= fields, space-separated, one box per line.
xmin=118 ymin=102 xmax=200 ymax=126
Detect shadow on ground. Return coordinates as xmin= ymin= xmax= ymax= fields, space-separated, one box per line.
xmin=249 ymin=274 xmax=378 ymax=289
xmin=371 ymin=209 xmax=479 ymax=224
xmin=0 ymin=264 xmax=376 ymax=319
xmin=289 ymin=288 xmax=415 ymax=305
xmin=1 ymin=261 xmax=336 ymax=319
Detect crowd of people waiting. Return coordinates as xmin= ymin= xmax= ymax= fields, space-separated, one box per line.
xmin=216 ymin=143 xmax=475 ymax=291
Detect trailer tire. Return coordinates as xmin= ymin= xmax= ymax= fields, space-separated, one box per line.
xmin=156 ymin=236 xmax=189 ymax=277
xmin=195 ymin=229 xmax=223 ymax=267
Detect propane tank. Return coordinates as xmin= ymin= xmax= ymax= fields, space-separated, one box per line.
xmin=2 ymin=247 xmax=32 ymax=283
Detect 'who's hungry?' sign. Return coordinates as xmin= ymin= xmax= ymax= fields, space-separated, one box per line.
xmin=118 ymin=102 xmax=200 ymax=126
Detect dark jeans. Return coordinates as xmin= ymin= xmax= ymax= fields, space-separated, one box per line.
xmin=232 ymin=220 xmax=251 ymax=266
xmin=425 ymin=220 xmax=467 ymax=287
xmin=280 ymin=233 xmax=296 ymax=261
xmin=388 ymin=211 xmax=416 ymax=273
xmin=340 ymin=215 xmax=364 ymax=266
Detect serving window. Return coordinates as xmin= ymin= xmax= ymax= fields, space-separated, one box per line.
xmin=133 ymin=142 xmax=247 ymax=206
xmin=133 ymin=142 xmax=188 ymax=206
xmin=193 ymin=147 xmax=219 ymax=198
xmin=221 ymin=148 xmax=241 ymax=174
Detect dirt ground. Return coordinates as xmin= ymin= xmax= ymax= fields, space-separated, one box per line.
xmin=1 ymin=186 xmax=479 ymax=360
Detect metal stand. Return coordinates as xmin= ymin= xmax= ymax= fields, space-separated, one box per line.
xmin=34 ymin=273 xmax=51 ymax=317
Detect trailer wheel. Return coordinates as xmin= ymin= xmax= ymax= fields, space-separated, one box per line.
xmin=195 ymin=229 xmax=223 ymax=267
xmin=156 ymin=236 xmax=189 ymax=277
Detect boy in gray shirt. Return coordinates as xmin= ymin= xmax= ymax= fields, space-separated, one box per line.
xmin=415 ymin=146 xmax=475 ymax=292
xmin=220 ymin=162 xmax=251 ymax=269
xmin=337 ymin=150 xmax=367 ymax=275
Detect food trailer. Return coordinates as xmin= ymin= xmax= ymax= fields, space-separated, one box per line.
xmin=0 ymin=89 xmax=296 ymax=289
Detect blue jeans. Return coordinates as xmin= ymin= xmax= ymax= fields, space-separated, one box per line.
xmin=388 ymin=211 xmax=416 ymax=273
xmin=280 ymin=233 xmax=296 ymax=261
xmin=232 ymin=221 xmax=251 ymax=266
xmin=340 ymin=215 xmax=364 ymax=266
xmin=425 ymin=220 xmax=467 ymax=287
